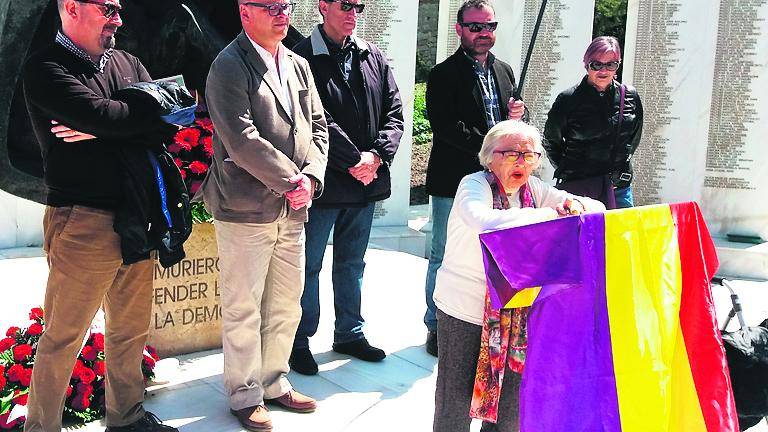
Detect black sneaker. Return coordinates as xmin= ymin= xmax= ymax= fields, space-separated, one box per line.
xmin=105 ymin=411 xmax=178 ymax=432
xmin=426 ymin=330 xmax=438 ymax=357
xmin=332 ymin=338 xmax=386 ymax=362
xmin=289 ymin=347 xmax=319 ymax=375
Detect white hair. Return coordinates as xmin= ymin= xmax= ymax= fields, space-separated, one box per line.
xmin=478 ymin=120 xmax=543 ymax=169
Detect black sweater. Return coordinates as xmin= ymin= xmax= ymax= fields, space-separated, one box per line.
xmin=23 ymin=43 xmax=173 ymax=209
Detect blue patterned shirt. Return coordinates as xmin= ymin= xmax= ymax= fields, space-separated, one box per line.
xmin=55 ymin=31 xmax=113 ymax=73
xmin=464 ymin=50 xmax=501 ymax=130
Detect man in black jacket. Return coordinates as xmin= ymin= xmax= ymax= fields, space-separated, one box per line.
xmin=290 ymin=0 xmax=403 ymax=375
xmin=22 ymin=1 xmax=177 ymax=431
xmin=423 ymin=0 xmax=527 ymax=356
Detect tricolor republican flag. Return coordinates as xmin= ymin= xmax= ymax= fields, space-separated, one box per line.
xmin=480 ymin=202 xmax=738 ymax=431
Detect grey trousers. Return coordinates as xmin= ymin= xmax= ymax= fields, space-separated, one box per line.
xmin=433 ymin=309 xmax=520 ymax=432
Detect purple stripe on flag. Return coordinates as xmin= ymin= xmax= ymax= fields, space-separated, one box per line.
xmin=480 ymin=217 xmax=582 ymax=309
xmin=519 ymin=213 xmax=621 ymax=432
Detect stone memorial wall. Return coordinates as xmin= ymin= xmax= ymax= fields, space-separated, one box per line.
xmin=436 ymin=0 xmax=595 ymax=182
xmin=291 ymin=2 xmax=419 ymax=226
xmin=624 ymin=0 xmax=768 ymax=239
xmin=148 ymin=223 xmax=221 ymax=357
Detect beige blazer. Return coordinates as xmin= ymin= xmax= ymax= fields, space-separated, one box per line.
xmin=200 ymin=31 xmax=329 ymax=223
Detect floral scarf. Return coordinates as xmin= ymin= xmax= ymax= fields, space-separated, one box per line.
xmin=469 ymin=171 xmax=534 ymax=423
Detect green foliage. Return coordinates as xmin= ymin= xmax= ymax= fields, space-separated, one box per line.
xmin=412 ymin=82 xmax=432 ymax=145
xmin=593 ymin=0 xmax=628 ymax=47
xmin=191 ymin=201 xmax=213 ymax=224
xmin=415 ymin=51 xmax=432 ymax=84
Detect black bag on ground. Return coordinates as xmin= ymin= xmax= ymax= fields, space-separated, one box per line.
xmin=716 ymin=278 xmax=768 ymax=431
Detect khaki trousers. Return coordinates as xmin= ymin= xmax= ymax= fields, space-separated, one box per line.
xmin=24 ymin=206 xmax=153 ymax=432
xmin=214 ymin=217 xmax=304 ymax=410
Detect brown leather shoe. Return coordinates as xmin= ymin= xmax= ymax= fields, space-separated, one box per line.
xmin=229 ymin=405 xmax=272 ymax=431
xmin=265 ymin=390 xmax=317 ymax=413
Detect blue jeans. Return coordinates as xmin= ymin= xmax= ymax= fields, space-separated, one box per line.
xmin=423 ymin=196 xmax=454 ymax=332
xmin=614 ymin=185 xmax=634 ymax=208
xmin=294 ymin=202 xmax=375 ymax=349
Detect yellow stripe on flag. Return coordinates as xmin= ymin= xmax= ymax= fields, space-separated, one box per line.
xmin=503 ymin=287 xmax=541 ymax=309
xmin=604 ymin=205 xmax=706 ymax=431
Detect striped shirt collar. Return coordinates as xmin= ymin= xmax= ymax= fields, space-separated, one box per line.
xmin=55 ymin=30 xmax=114 ymax=73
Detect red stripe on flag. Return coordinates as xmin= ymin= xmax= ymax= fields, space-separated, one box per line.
xmin=670 ymin=202 xmax=738 ymax=432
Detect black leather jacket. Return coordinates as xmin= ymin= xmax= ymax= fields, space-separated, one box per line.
xmin=113 ymin=82 xmax=195 ymax=267
xmin=543 ymin=77 xmax=643 ymax=189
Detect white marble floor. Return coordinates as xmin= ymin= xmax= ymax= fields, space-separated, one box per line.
xmin=2 ymin=246 xmax=767 ymax=431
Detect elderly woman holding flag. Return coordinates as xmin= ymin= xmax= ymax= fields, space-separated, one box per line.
xmin=431 ymin=120 xmax=604 ymax=432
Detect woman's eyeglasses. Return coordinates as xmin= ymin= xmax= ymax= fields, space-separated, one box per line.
xmin=588 ymin=60 xmax=621 ymax=71
xmin=494 ymin=150 xmax=541 ymax=164
xmin=459 ymin=21 xmax=498 ymax=33
xmin=242 ymin=2 xmax=295 ymax=16
xmin=326 ymin=0 xmax=366 ymax=13
xmin=76 ymin=0 xmax=121 ymax=19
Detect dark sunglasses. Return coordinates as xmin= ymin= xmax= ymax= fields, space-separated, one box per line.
xmin=459 ymin=21 xmax=498 ymax=33
xmin=588 ymin=60 xmax=621 ymax=71
xmin=243 ymin=2 xmax=295 ymax=16
xmin=325 ymin=0 xmax=365 ymax=13
xmin=76 ymin=0 xmax=121 ymax=19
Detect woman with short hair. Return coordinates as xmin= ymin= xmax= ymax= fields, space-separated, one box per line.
xmin=432 ymin=120 xmax=604 ymax=432
xmin=543 ymin=36 xmax=644 ymax=208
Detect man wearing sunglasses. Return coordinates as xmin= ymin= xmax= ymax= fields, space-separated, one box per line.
xmin=22 ymin=1 xmax=181 ymax=431
xmin=198 ymin=1 xmax=328 ymax=430
xmin=288 ymin=0 xmax=403 ymax=375
xmin=422 ymin=0 xmax=527 ymax=357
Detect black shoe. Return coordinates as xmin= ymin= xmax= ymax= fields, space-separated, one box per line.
xmin=105 ymin=411 xmax=178 ymax=432
xmin=332 ymin=338 xmax=386 ymax=362
xmin=426 ymin=330 xmax=438 ymax=357
xmin=289 ymin=347 xmax=318 ymax=375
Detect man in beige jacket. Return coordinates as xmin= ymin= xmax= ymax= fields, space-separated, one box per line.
xmin=199 ymin=2 xmax=328 ymax=430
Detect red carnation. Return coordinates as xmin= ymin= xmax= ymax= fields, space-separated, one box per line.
xmin=174 ymin=128 xmax=201 ymax=151
xmin=27 ymin=323 xmax=43 ymax=336
xmin=190 ymin=180 xmax=202 ymax=195
xmin=66 ymin=386 xmax=73 ymax=397
xmin=167 ymin=143 xmax=181 ymax=154
xmin=71 ymin=360 xmax=85 ymax=379
xmin=0 ymin=337 xmax=14 ymax=352
xmin=195 ymin=117 xmax=214 ymax=133
xmin=13 ymin=344 xmax=33 ymax=361
xmin=7 ymin=364 xmax=32 ymax=387
xmin=91 ymin=333 xmax=105 ymax=351
xmin=179 ymin=168 xmax=187 ymax=180
xmin=93 ymin=360 xmax=106 ymax=377
xmin=0 ymin=373 xmax=5 ymax=389
xmin=29 ymin=307 xmax=44 ymax=321
xmin=76 ymin=382 xmax=93 ymax=398
xmin=7 ymin=364 xmax=22 ymax=381
xmin=81 ymin=345 xmax=98 ymax=362
xmin=13 ymin=392 xmax=28 ymax=406
xmin=5 ymin=327 xmax=19 ymax=337
xmin=0 ymin=412 xmax=17 ymax=430
xmin=201 ymin=135 xmax=214 ymax=157
xmin=143 ymin=354 xmax=156 ymax=369
xmin=71 ymin=393 xmax=91 ymax=411
xmin=188 ymin=161 xmax=208 ymax=175
xmin=77 ymin=367 xmax=96 ymax=384
xmin=146 ymin=345 xmax=160 ymax=361
xmin=174 ymin=157 xmax=183 ymax=168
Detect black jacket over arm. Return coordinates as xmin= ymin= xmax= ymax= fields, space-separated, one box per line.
xmin=543 ymin=77 xmax=643 ymax=189
xmin=425 ymin=49 xmax=522 ymax=198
